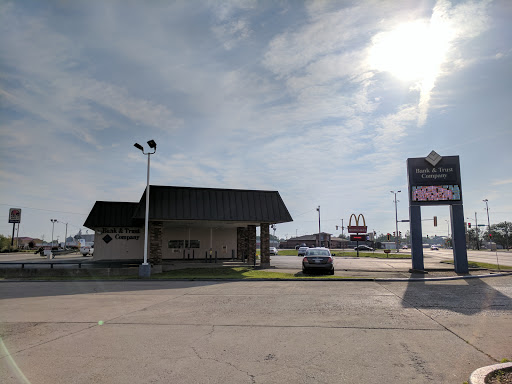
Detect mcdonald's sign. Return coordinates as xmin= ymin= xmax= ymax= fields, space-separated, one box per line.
xmin=347 ymin=213 xmax=367 ymax=233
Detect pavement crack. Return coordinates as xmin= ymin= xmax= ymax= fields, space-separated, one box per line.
xmin=190 ymin=344 xmax=255 ymax=383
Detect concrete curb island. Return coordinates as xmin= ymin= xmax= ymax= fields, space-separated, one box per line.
xmin=469 ymin=362 xmax=512 ymax=384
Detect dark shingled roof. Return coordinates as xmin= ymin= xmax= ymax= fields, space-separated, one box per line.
xmin=132 ymin=186 xmax=293 ymax=223
xmin=84 ymin=201 xmax=141 ymax=229
xmin=84 ymin=186 xmax=293 ymax=229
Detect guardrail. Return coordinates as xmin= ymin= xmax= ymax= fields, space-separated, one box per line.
xmin=0 ymin=261 xmax=141 ymax=269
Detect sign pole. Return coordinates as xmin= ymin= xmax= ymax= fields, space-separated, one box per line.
xmin=11 ymin=223 xmax=15 ymax=247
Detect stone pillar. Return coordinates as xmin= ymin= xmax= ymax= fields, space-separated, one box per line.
xmin=247 ymin=225 xmax=257 ymax=265
xmin=410 ymin=205 xmax=424 ymax=271
xmin=237 ymin=227 xmax=247 ymax=260
xmin=260 ymin=223 xmax=270 ymax=267
xmin=149 ymin=221 xmax=163 ymax=265
xmin=451 ymin=204 xmax=469 ymax=274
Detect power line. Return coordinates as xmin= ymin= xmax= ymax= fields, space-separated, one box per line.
xmin=0 ymin=203 xmax=88 ymax=216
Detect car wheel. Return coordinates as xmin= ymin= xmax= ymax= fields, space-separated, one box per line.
xmin=302 ymin=269 xmax=307 ymax=274
xmin=330 ymin=269 xmax=335 ymax=275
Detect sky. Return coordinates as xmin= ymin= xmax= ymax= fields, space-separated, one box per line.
xmin=1 ymin=0 xmax=511 ymax=243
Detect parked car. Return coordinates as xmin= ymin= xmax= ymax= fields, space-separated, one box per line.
xmin=430 ymin=245 xmax=439 ymax=250
xmin=302 ymin=247 xmax=334 ymax=275
xmin=402 ymin=245 xmax=408 ymax=249
xmin=269 ymin=247 xmax=278 ymax=255
xmin=297 ymin=246 xmax=309 ymax=256
xmin=354 ymin=245 xmax=374 ymax=251
xmin=80 ymin=244 xmax=94 ymax=256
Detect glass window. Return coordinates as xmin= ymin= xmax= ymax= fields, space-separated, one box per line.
xmin=168 ymin=240 xmax=201 ymax=248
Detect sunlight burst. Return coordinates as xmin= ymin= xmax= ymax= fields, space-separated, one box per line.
xmin=369 ymin=19 xmax=454 ymax=82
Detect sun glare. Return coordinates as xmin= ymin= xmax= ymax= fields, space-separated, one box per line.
xmin=369 ymin=19 xmax=453 ymax=82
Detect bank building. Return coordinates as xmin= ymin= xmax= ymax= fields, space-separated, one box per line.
xmin=84 ymin=185 xmax=293 ymax=267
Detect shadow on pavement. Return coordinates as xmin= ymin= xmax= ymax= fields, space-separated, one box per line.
xmin=400 ymin=275 xmax=512 ymax=315
xmin=0 ymin=280 xmax=231 ymax=300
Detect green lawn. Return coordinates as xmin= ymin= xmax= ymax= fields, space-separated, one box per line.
xmin=335 ymin=251 xmax=411 ymax=259
xmin=152 ymin=267 xmax=361 ymax=280
xmin=270 ymin=249 xmax=410 ymax=259
xmin=440 ymin=260 xmax=512 ymax=270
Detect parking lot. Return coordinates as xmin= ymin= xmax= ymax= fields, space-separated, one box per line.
xmin=1 ymin=276 xmax=511 ymax=384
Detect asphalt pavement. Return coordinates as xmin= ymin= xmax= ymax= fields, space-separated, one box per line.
xmin=1 ymin=272 xmax=511 ymax=383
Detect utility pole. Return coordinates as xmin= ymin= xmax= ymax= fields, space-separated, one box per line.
xmin=483 ymin=199 xmax=491 ymax=250
xmin=475 ymin=212 xmax=480 ymax=250
xmin=50 ymin=219 xmax=57 ymax=259
xmin=505 ymin=221 xmax=509 ymax=251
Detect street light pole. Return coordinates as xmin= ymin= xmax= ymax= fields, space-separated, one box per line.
xmin=134 ymin=140 xmax=157 ymax=277
xmin=391 ymin=190 xmax=401 ymax=252
xmin=316 ymin=206 xmax=321 ymax=247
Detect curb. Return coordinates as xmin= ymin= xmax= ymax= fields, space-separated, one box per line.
xmin=1 ymin=272 xmax=511 ymax=283
xmin=469 ymin=362 xmax=512 ymax=384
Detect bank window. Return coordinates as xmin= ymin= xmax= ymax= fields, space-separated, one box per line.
xmin=168 ymin=240 xmax=200 ymax=248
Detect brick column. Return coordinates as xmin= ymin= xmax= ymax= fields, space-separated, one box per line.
xmin=247 ymin=225 xmax=257 ymax=265
xmin=149 ymin=221 xmax=163 ymax=265
xmin=237 ymin=227 xmax=247 ymax=260
xmin=260 ymin=223 xmax=270 ymax=267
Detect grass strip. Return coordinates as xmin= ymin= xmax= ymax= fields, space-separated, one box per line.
xmin=334 ymin=252 xmax=411 ymax=259
xmin=440 ymin=260 xmax=512 ymax=270
xmin=151 ymin=267 xmax=357 ymax=279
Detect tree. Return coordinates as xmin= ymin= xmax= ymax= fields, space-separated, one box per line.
xmin=0 ymin=234 xmax=13 ymax=251
xmin=484 ymin=221 xmax=512 ymax=249
xmin=467 ymin=228 xmax=481 ymax=250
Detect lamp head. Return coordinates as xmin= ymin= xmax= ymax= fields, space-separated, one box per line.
xmin=147 ymin=140 xmax=157 ymax=149
xmin=134 ymin=143 xmax=144 ymax=152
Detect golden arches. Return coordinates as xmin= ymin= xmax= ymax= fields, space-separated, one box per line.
xmin=349 ymin=213 xmax=366 ymax=226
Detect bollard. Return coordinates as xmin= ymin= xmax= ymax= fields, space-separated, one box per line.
xmin=205 ymin=251 xmax=208 ymax=263
xmin=188 ymin=251 xmax=190 ymax=260
xmin=193 ymin=249 xmax=195 ymax=260
xmin=215 ymin=250 xmax=217 ymax=263
xmin=232 ymin=249 xmax=235 ymax=261
xmin=183 ymin=249 xmax=186 ymax=259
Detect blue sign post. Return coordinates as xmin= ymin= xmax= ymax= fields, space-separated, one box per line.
xmin=407 ymin=151 xmax=468 ymax=274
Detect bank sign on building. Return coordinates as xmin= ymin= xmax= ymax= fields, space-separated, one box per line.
xmin=84 ymin=186 xmax=293 ymax=266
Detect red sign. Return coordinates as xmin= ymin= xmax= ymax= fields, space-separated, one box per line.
xmin=350 ymin=234 xmax=367 ymax=241
xmin=348 ymin=226 xmax=367 ymax=233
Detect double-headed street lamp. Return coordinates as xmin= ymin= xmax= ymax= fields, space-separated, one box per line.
xmin=50 ymin=219 xmax=57 ymax=259
xmin=391 ymin=190 xmax=401 ymax=252
xmin=134 ymin=140 xmax=157 ymax=278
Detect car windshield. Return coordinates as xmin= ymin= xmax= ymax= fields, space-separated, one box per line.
xmin=306 ymin=249 xmax=330 ymax=256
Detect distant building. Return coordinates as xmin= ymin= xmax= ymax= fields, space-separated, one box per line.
xmin=280 ymin=232 xmax=332 ymax=249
